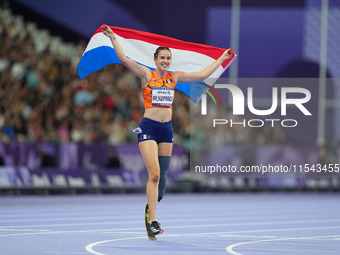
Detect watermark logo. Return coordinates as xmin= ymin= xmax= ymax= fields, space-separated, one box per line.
xmin=199 ymin=83 xmax=312 ymax=128
xmin=198 ymin=82 xmax=222 ymax=107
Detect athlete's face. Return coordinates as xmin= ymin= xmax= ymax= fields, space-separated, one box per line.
xmin=154 ymin=50 xmax=172 ymax=71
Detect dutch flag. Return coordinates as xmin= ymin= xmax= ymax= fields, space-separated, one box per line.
xmin=77 ymin=25 xmax=236 ymax=103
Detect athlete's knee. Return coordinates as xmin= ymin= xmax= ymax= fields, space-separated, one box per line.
xmin=149 ymin=173 xmax=160 ymax=183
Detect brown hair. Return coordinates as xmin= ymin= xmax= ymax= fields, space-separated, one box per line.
xmin=154 ymin=46 xmax=171 ymax=58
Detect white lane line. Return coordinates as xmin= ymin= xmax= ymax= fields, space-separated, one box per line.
xmin=0 ymin=213 xmax=290 ymax=222
xmin=0 ymin=212 xmax=123 ymax=218
xmin=176 ymin=226 xmax=340 ymax=237
xmin=98 ymin=245 xmax=160 ymax=248
xmin=0 ymin=229 xmax=49 ymax=232
xmin=76 ymin=232 xmax=144 ymax=236
xmin=0 ymin=222 xmax=124 ymax=228
xmin=2 ymin=210 xmax=338 ymax=222
xmin=225 ymin=235 xmax=340 ymax=255
xmin=233 ymin=248 xmax=340 ymax=253
xmin=41 ymin=251 xmax=87 ymax=254
xmin=85 ymin=237 xmax=146 ymax=255
xmin=85 ymin=234 xmax=227 ymax=255
xmin=85 ymin=232 xmax=340 ymax=255
xmin=219 ymin=235 xmax=277 ymax=238
xmin=1 ymin=225 xmax=340 ymax=238
xmin=1 ymin=218 xmax=340 ymax=229
xmin=0 ymin=230 xmax=145 ymax=237
xmin=0 ymin=216 xmax=134 ymax=223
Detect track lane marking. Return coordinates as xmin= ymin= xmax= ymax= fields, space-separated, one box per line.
xmin=85 ymin=228 xmax=340 ymax=255
xmin=226 ymin=235 xmax=340 ymax=255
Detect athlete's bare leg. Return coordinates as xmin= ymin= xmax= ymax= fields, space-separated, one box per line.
xmin=139 ymin=140 xmax=160 ymax=220
xmin=158 ymin=142 xmax=173 ymax=157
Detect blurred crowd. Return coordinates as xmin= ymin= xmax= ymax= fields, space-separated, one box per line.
xmin=0 ymin=8 xmax=287 ymax=148
xmin=0 ymin=8 xmax=190 ymax=146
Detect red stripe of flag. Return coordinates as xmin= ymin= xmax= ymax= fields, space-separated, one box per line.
xmin=95 ymin=25 xmax=233 ymax=68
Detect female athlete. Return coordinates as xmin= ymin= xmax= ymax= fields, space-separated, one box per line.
xmin=101 ymin=25 xmax=233 ymax=237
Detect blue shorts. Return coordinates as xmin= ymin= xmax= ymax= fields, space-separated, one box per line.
xmin=136 ymin=118 xmax=174 ymax=144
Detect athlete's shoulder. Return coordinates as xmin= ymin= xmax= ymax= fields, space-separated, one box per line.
xmin=165 ymin=72 xmax=175 ymax=86
xmin=170 ymin=71 xmax=183 ymax=84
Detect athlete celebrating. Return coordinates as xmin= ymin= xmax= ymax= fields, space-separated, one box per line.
xmin=101 ymin=25 xmax=233 ymax=239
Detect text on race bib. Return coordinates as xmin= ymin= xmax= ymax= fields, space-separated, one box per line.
xmin=152 ymin=88 xmax=174 ymax=107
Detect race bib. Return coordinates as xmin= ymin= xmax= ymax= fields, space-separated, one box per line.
xmin=152 ymin=88 xmax=174 ymax=107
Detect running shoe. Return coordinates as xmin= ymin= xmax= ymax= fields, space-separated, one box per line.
xmin=148 ymin=220 xmax=164 ymax=236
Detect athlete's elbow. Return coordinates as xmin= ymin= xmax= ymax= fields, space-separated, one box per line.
xmin=199 ymin=72 xmax=210 ymax=80
xmin=120 ymin=57 xmax=129 ymax=65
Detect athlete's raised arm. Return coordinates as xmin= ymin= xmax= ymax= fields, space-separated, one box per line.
xmin=101 ymin=25 xmax=150 ymax=84
xmin=172 ymin=50 xmax=233 ymax=84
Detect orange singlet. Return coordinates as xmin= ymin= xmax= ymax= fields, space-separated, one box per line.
xmin=143 ymin=70 xmax=176 ymax=109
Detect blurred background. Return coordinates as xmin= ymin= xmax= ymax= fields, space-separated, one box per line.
xmin=0 ymin=0 xmax=339 ymax=194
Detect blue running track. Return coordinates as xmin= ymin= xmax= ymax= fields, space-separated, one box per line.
xmin=1 ymin=193 xmax=340 ymax=255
